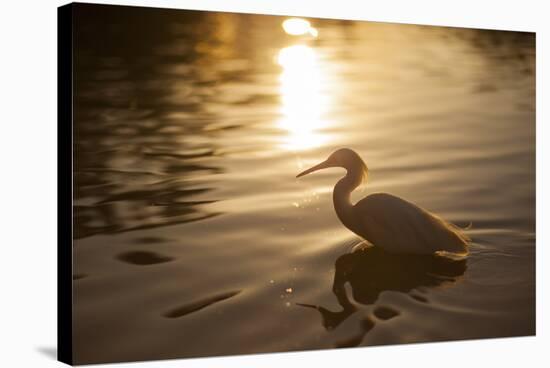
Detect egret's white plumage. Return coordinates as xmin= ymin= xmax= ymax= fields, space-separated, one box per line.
xmin=297 ymin=148 xmax=469 ymax=255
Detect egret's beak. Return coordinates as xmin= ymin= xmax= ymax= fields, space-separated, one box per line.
xmin=296 ymin=160 xmax=332 ymax=178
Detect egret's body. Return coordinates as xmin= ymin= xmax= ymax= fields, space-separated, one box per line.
xmin=297 ymin=148 xmax=469 ymax=255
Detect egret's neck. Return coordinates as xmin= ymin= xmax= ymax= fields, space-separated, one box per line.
xmin=333 ymin=171 xmax=362 ymax=231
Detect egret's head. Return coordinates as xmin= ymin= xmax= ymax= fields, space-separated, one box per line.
xmin=296 ymin=148 xmax=368 ymax=182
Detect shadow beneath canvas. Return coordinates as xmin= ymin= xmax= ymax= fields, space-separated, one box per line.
xmin=36 ymin=346 xmax=57 ymax=360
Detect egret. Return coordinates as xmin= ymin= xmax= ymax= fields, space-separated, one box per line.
xmin=296 ymin=148 xmax=470 ymax=255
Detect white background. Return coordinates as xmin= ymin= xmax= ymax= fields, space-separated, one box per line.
xmin=0 ymin=0 xmax=547 ymax=366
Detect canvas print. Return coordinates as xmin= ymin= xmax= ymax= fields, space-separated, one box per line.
xmin=58 ymin=3 xmax=535 ymax=365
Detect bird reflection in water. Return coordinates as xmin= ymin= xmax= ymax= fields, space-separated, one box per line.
xmin=297 ymin=245 xmax=467 ymax=345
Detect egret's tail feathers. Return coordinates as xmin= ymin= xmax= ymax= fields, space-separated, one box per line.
xmin=428 ymin=213 xmax=471 ymax=255
xmin=444 ymin=221 xmax=470 ymax=255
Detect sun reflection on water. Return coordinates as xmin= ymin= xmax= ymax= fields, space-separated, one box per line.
xmin=277 ymin=44 xmax=331 ymax=151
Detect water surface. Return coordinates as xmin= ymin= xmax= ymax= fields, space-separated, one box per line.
xmin=72 ymin=4 xmax=535 ymax=364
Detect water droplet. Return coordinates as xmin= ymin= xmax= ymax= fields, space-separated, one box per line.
xmin=286 ymin=287 xmax=293 ymax=293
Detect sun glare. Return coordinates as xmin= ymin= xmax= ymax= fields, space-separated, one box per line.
xmin=282 ymin=18 xmax=318 ymax=37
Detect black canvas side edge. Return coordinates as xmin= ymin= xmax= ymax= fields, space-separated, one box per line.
xmin=58 ymin=3 xmax=74 ymax=365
